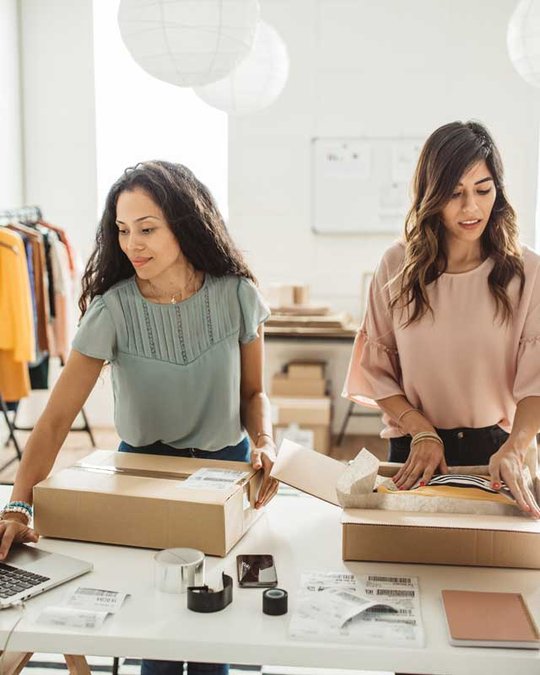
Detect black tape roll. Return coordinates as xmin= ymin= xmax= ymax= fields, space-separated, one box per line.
xmin=262 ymin=587 xmax=288 ymax=615
xmin=187 ymin=573 xmax=233 ymax=613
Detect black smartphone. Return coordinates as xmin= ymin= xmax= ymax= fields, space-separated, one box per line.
xmin=236 ymin=554 xmax=278 ymax=588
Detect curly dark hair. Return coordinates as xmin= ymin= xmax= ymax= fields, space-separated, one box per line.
xmin=389 ymin=120 xmax=524 ymax=326
xmin=79 ymin=160 xmax=255 ymax=315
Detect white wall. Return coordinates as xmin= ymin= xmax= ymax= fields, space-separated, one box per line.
xmin=228 ymin=0 xmax=540 ymax=434
xmin=92 ymin=0 xmax=228 ymax=219
xmin=229 ymin=0 xmax=540 ymax=316
xmin=0 ymin=0 xmax=23 ymax=207
xmin=19 ymin=0 xmax=98 ymax=260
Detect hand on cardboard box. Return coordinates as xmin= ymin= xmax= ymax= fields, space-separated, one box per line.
xmin=0 ymin=517 xmax=39 ymax=560
xmin=393 ymin=438 xmax=448 ymax=491
xmin=489 ymin=444 xmax=540 ymax=519
xmin=251 ymin=441 xmax=279 ymax=509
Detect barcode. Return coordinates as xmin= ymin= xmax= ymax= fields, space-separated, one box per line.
xmin=375 ymin=589 xmax=415 ymax=597
xmin=200 ymin=476 xmax=236 ymax=483
xmin=367 ymin=576 xmax=413 ymax=585
xmin=76 ymin=588 xmax=117 ymax=597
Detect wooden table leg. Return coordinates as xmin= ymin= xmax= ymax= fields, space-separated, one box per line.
xmin=64 ymin=654 xmax=91 ymax=675
xmin=0 ymin=651 xmax=33 ymax=675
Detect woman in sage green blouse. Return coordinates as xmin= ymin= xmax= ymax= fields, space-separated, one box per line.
xmin=0 ymin=161 xmax=278 ymax=675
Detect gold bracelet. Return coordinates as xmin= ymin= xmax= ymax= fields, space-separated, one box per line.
xmin=397 ymin=408 xmax=420 ymax=429
xmin=411 ymin=431 xmax=444 ymax=448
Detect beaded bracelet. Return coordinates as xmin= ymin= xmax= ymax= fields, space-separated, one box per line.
xmin=1 ymin=501 xmax=33 ymax=524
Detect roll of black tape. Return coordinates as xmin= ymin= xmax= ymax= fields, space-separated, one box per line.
xmin=187 ymin=573 xmax=233 ymax=613
xmin=262 ymin=588 xmax=288 ymax=615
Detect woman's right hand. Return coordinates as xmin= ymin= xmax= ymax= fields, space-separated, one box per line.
xmin=393 ymin=438 xmax=449 ymax=490
xmin=0 ymin=516 xmax=39 ymax=560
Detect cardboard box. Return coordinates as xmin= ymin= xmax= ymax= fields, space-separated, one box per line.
xmin=271 ymin=440 xmax=540 ymax=569
xmin=287 ymin=360 xmax=326 ymax=380
xmin=292 ymin=284 xmax=310 ymax=305
xmin=271 ymin=396 xmax=332 ymax=426
xmin=271 ymin=374 xmax=326 ymax=397
xmin=274 ymin=424 xmax=331 ymax=454
xmin=34 ymin=450 xmax=263 ymax=557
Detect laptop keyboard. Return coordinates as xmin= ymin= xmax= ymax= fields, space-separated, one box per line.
xmin=0 ymin=562 xmax=50 ymax=598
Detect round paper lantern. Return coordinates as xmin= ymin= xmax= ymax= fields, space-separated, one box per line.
xmin=118 ymin=0 xmax=260 ymax=87
xmin=507 ymin=0 xmax=540 ymax=87
xmin=194 ymin=21 xmax=289 ymax=114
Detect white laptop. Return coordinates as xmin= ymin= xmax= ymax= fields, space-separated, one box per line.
xmin=0 ymin=544 xmax=92 ymax=607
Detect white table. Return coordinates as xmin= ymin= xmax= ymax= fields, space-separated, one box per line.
xmin=0 ymin=487 xmax=538 ymax=675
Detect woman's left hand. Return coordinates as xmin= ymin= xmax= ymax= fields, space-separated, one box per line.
xmin=251 ymin=441 xmax=279 ymax=508
xmin=489 ymin=442 xmax=540 ymax=519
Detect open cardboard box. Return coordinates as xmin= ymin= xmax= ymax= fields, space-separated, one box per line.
xmin=270 ymin=439 xmax=540 ymax=569
xmin=34 ymin=450 xmax=263 ymax=556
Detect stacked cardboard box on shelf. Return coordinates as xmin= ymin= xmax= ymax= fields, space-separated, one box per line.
xmin=270 ymin=360 xmax=332 ymax=454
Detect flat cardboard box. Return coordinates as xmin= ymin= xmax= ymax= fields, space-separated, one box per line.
xmin=287 ymin=360 xmax=326 ymax=380
xmin=274 ymin=423 xmax=331 ymax=454
xmin=271 ymin=440 xmax=540 ymax=569
xmin=34 ymin=450 xmax=263 ymax=557
xmin=270 ymin=396 xmax=332 ymax=426
xmin=271 ymin=374 xmax=326 ymax=397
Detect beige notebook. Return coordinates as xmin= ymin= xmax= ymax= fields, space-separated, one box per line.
xmin=442 ymin=590 xmax=540 ymax=649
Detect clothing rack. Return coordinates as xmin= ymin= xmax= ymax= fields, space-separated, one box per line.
xmin=0 ymin=205 xmax=42 ymax=226
xmin=0 ymin=205 xmax=96 ymax=473
xmin=5 ymin=357 xmax=97 ymax=449
xmin=0 ymin=394 xmax=23 ymax=473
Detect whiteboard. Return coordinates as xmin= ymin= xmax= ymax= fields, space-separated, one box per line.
xmin=311 ymin=137 xmax=423 ymax=235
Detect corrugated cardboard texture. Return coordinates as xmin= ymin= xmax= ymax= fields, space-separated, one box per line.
xmin=287 ymin=361 xmax=325 ymax=379
xmin=342 ymin=518 xmax=540 ymax=568
xmin=271 ymin=374 xmax=326 ymax=397
xmin=273 ymin=440 xmax=540 ymax=568
xmin=34 ymin=450 xmax=263 ymax=557
xmin=271 ymin=397 xmax=332 ymax=425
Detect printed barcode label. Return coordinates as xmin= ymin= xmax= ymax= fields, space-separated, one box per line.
xmin=75 ymin=588 xmax=117 ymax=597
xmin=367 ymin=576 xmax=413 ymax=585
xmin=375 ymin=589 xmax=415 ymax=597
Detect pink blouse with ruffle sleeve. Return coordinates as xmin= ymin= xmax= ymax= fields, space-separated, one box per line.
xmin=343 ymin=241 xmax=540 ymax=438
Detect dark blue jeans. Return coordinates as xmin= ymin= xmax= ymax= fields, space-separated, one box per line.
xmin=119 ymin=436 xmax=250 ymax=675
xmin=389 ymin=424 xmax=509 ymax=465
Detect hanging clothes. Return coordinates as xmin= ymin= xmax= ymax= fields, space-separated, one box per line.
xmin=48 ymin=231 xmax=73 ymax=363
xmin=0 ymin=228 xmax=35 ymax=401
xmin=7 ymin=222 xmax=51 ymax=353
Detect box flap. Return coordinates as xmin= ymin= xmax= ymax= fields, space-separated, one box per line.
xmin=342 ymin=508 xmax=540 ymax=534
xmin=73 ymin=449 xmax=257 ymax=479
xmin=35 ymin=449 xmax=257 ymax=505
xmin=270 ymin=439 xmax=346 ymax=506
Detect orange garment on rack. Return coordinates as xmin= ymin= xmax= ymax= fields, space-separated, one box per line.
xmin=0 ymin=228 xmax=35 ymax=401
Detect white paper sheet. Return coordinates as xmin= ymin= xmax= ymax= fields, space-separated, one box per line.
xmin=289 ymin=571 xmax=424 ymax=647
xmin=182 ymin=468 xmax=248 ymax=491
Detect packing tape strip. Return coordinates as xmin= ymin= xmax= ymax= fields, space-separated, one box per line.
xmin=262 ymin=587 xmax=288 ymax=615
xmin=187 ymin=572 xmax=233 ymax=613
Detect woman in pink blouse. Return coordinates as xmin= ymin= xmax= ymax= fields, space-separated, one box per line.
xmin=343 ymin=121 xmax=540 ymax=517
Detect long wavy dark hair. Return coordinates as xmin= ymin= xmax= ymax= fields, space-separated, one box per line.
xmin=79 ymin=161 xmax=256 ymax=315
xmin=389 ymin=121 xmax=524 ymax=325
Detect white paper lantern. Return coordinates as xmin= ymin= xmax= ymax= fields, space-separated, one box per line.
xmin=118 ymin=0 xmax=260 ymax=87
xmin=507 ymin=0 xmax=540 ymax=87
xmin=193 ymin=21 xmax=289 ymax=114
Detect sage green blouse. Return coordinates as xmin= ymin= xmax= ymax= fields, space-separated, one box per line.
xmin=72 ymin=274 xmax=270 ymax=451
